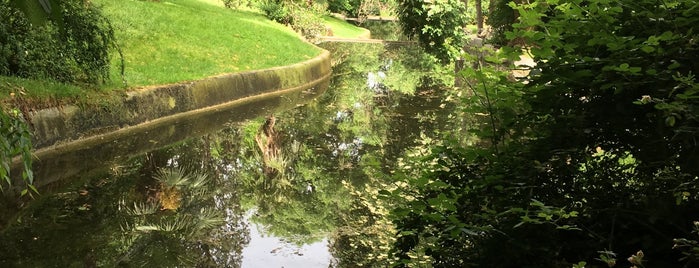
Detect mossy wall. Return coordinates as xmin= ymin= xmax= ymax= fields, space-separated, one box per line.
xmin=27 ymin=50 xmax=331 ymax=149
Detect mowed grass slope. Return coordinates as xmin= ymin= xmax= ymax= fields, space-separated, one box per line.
xmin=322 ymin=15 xmax=370 ymax=38
xmin=2 ymin=0 xmax=321 ymax=102
xmin=95 ymin=0 xmax=321 ymax=88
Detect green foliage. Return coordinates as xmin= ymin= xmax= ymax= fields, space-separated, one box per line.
xmin=222 ymin=0 xmax=235 ymax=8
xmin=290 ymin=5 xmax=328 ymax=41
xmin=322 ymin=15 xmax=370 ymax=38
xmin=396 ymin=0 xmax=467 ymax=62
xmin=487 ymin=0 xmax=518 ymax=45
xmin=59 ymin=0 xmax=115 ymax=84
xmin=327 ymin=0 xmax=388 ymax=18
xmin=674 ymin=221 xmax=699 ymax=264
xmin=508 ymin=0 xmax=699 ymax=175
xmin=0 ymin=0 xmax=114 ymax=85
xmin=388 ymin=0 xmax=699 ymax=266
xmin=259 ymin=0 xmax=328 ymax=41
xmin=327 ymin=0 xmax=362 ymax=17
xmin=259 ymin=0 xmax=292 ymax=23
xmin=0 ymin=108 xmax=35 ymax=196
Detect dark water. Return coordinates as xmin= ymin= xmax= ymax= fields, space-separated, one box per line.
xmin=0 ymin=43 xmax=454 ymax=267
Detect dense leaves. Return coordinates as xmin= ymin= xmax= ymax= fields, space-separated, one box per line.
xmin=0 ymin=109 xmax=33 ymax=196
xmin=259 ymin=0 xmax=327 ymax=41
xmin=396 ymin=0 xmax=467 ymax=62
xmin=388 ymin=0 xmax=699 ymax=266
xmin=0 ymin=0 xmax=114 ymax=84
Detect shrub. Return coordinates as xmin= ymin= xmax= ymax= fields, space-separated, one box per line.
xmin=327 ymin=0 xmax=362 ymax=17
xmin=0 ymin=0 xmax=115 ymax=85
xmin=259 ymin=0 xmax=327 ymax=41
xmin=289 ymin=6 xmax=326 ymax=41
xmin=259 ymin=0 xmax=293 ymax=24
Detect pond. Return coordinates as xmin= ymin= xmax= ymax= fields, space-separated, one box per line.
xmin=0 ymin=42 xmax=456 ymax=267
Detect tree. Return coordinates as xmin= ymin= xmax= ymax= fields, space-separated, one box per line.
xmin=396 ymin=0 xmax=468 ymax=62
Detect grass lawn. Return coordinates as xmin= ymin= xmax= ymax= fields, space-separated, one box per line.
xmin=1 ymin=0 xmax=321 ymax=104
xmin=97 ymin=0 xmax=321 ymax=88
xmin=322 ymin=15 xmax=370 ymax=39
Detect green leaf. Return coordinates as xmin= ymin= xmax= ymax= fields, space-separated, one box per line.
xmin=641 ymin=46 xmax=655 ymax=53
xmin=668 ymin=60 xmax=681 ymax=70
xmin=665 ymin=116 xmax=676 ymax=127
xmin=460 ymin=228 xmax=479 ymax=236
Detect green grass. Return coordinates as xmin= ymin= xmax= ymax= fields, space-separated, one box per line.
xmin=0 ymin=76 xmax=83 ymax=101
xmin=322 ymin=15 xmax=370 ymax=39
xmin=2 ymin=0 xmax=321 ymax=105
xmin=97 ymin=0 xmax=321 ymax=88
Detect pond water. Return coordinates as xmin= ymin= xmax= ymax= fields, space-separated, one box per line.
xmin=0 ymin=43 xmax=455 ymax=267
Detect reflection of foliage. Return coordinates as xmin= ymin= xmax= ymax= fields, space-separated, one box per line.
xmin=117 ymin=167 xmax=225 ymax=266
xmin=330 ymin=180 xmax=394 ymax=267
xmin=0 ymin=131 xmax=250 ymax=266
xmin=255 ymin=115 xmax=283 ymax=178
xmin=240 ymin=115 xmax=343 ymax=244
xmin=234 ymin=43 xmax=455 ymax=257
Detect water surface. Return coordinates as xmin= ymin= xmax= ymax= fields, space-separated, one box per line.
xmin=0 ymin=43 xmax=455 ymax=267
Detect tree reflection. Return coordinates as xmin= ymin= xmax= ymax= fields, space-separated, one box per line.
xmin=230 ymin=42 xmax=455 ymax=266
xmin=0 ymin=41 xmax=456 ymax=267
xmin=0 ymin=134 xmax=250 ymax=267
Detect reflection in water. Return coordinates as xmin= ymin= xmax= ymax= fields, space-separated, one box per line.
xmin=0 ymin=42 xmax=455 ymax=267
xmin=242 ymin=209 xmax=331 ymax=267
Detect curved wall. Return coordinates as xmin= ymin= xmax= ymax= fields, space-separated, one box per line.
xmin=28 ymin=50 xmax=331 ymax=150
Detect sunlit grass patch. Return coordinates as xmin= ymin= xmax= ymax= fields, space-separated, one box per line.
xmin=2 ymin=0 xmax=322 ymax=103
xmin=322 ymin=15 xmax=370 ymax=38
xmin=96 ymin=0 xmax=321 ymax=89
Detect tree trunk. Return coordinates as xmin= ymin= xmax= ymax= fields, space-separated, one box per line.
xmin=476 ymin=0 xmax=483 ymax=35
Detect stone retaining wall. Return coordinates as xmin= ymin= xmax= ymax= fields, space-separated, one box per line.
xmin=28 ymin=50 xmax=331 ymax=149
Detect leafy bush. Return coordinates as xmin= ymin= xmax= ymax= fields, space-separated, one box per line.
xmin=60 ymin=0 xmax=114 ymax=84
xmin=259 ymin=0 xmax=327 ymax=41
xmin=289 ymin=7 xmax=326 ymax=41
xmin=396 ymin=0 xmax=467 ymax=63
xmin=259 ymin=0 xmax=292 ymax=24
xmin=486 ymin=0 xmax=517 ymax=45
xmin=327 ymin=0 xmax=362 ymax=17
xmin=0 ymin=3 xmax=70 ymax=82
xmin=0 ymin=0 xmax=114 ymax=85
xmin=222 ymin=0 xmax=234 ymax=8
xmin=0 ymin=108 xmax=35 ymax=196
xmin=388 ymin=0 xmax=699 ymax=266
